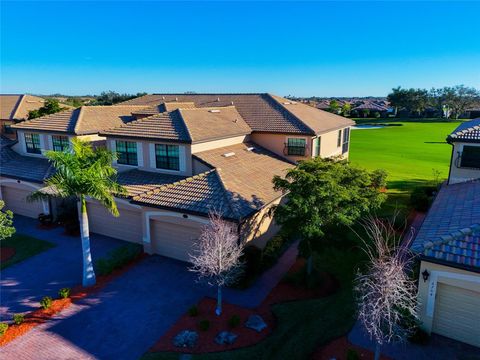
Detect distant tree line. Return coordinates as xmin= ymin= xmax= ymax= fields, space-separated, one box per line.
xmin=28 ymin=99 xmax=67 ymax=119
xmin=387 ymin=85 xmax=480 ymax=119
xmin=89 ymin=91 xmax=147 ymax=105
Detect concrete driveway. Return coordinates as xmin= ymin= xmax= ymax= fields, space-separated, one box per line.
xmin=1 ymin=215 xmax=131 ymax=319
xmin=1 ymin=255 xmax=207 ymax=360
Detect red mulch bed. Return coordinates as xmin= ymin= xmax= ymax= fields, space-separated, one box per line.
xmin=313 ymin=336 xmax=391 ymax=360
xmin=0 ymin=253 xmax=147 ymax=347
xmin=149 ymin=257 xmax=340 ymax=354
xmin=1 ymin=247 xmax=16 ymax=262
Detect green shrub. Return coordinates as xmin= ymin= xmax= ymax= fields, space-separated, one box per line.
xmin=0 ymin=322 xmax=8 ymax=336
xmin=261 ymin=233 xmax=290 ymax=270
xmin=347 ymin=348 xmax=360 ymax=360
xmin=40 ymin=296 xmax=53 ymax=310
xmin=410 ymin=186 xmax=436 ymax=212
xmin=95 ymin=244 xmax=142 ymax=276
xmin=234 ymin=245 xmax=263 ymax=289
xmin=188 ymin=305 xmax=199 ymax=317
xmin=198 ymin=319 xmax=210 ymax=331
xmin=228 ymin=314 xmax=241 ymax=328
xmin=58 ymin=288 xmax=71 ymax=299
xmin=12 ymin=314 xmax=25 ymax=325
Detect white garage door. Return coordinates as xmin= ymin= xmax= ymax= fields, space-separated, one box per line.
xmin=1 ymin=185 xmax=44 ymax=218
xmin=432 ymin=283 xmax=480 ymax=347
xmin=87 ymin=202 xmax=143 ymax=243
xmin=151 ymin=218 xmax=203 ymax=262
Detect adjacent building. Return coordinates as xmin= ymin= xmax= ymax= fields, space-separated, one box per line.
xmin=0 ymin=94 xmax=45 ymax=139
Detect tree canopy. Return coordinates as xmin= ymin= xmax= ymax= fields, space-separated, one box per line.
xmin=0 ymin=200 xmax=15 ymax=241
xmin=272 ymin=157 xmax=387 ymax=259
xmin=90 ymin=91 xmax=147 ymax=105
xmin=28 ymin=98 xmax=66 ymax=119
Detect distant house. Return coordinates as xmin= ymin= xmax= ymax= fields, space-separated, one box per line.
xmin=0 ymin=94 xmax=45 ymax=139
xmin=351 ymin=101 xmax=389 ymax=117
xmin=411 ymin=119 xmax=480 ymax=347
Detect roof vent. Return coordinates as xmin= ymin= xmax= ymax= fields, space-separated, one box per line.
xmin=223 ymin=152 xmax=235 ymax=158
xmin=246 ymin=146 xmax=255 ymax=151
xmin=162 ymin=96 xmax=165 ymax=100
xmin=231 ymin=101 xmax=234 ymax=105
xmin=209 ymin=109 xmax=220 ymax=113
xmin=175 ymin=97 xmax=178 ymax=101
xmin=283 ymin=101 xmax=291 ymax=105
xmin=217 ymin=97 xmax=220 ymax=102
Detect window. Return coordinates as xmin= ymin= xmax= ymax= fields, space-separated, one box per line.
xmin=52 ymin=136 xmax=70 ymax=152
xmin=337 ymin=130 xmax=342 ymax=147
xmin=342 ymin=128 xmax=350 ymax=154
xmin=313 ymin=137 xmax=321 ymax=157
xmin=287 ymin=138 xmax=306 ymax=156
xmin=155 ymin=144 xmax=179 ymax=170
xmin=116 ymin=141 xmax=138 ymax=166
xmin=25 ymin=133 xmax=41 ymax=154
xmin=460 ymin=146 xmax=480 ymax=168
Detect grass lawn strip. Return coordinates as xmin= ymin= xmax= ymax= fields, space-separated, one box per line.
xmin=0 ymin=252 xmax=147 ymax=346
xmin=1 ymin=234 xmax=55 ymax=270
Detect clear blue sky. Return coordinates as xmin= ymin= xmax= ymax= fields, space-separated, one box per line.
xmin=1 ymin=1 xmax=479 ymax=97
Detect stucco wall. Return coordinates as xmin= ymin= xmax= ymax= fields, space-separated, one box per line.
xmin=417 ymin=260 xmax=480 ymax=333
xmin=448 ymin=142 xmax=480 ymax=184
xmin=192 ymin=157 xmax=212 ymax=175
xmin=190 ymin=135 xmax=247 ymax=153
xmin=107 ymin=138 xmax=193 ymax=177
xmin=319 ymin=129 xmax=344 ymax=158
xmin=13 ymin=130 xmax=77 ymax=157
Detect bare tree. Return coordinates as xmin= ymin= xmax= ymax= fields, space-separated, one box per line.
xmin=189 ymin=211 xmax=244 ymax=316
xmin=354 ymin=216 xmax=418 ymax=360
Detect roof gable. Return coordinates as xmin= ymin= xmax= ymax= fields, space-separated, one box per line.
xmin=448 ymin=118 xmax=480 ymax=143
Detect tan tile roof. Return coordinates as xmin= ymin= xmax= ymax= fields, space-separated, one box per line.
xmin=0 ymin=94 xmax=45 ymax=120
xmin=116 ymin=169 xmax=186 ymax=197
xmin=179 ymin=106 xmax=251 ymax=143
xmin=100 ymin=111 xmax=191 ymax=142
xmin=119 ymin=93 xmax=335 ymax=134
xmin=269 ymin=95 xmax=355 ymax=134
xmin=12 ymin=105 xmax=148 ymax=135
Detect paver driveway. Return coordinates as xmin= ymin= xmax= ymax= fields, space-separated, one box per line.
xmin=1 ymin=215 xmax=131 ymax=319
xmin=1 ymin=256 xmax=207 ymax=360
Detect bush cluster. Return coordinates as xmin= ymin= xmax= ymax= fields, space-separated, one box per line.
xmin=58 ymin=288 xmax=71 ymax=299
xmin=188 ymin=305 xmax=199 ymax=317
xmin=12 ymin=314 xmax=25 ymax=325
xmin=0 ymin=322 xmax=8 ymax=336
xmin=40 ymin=296 xmax=53 ymax=310
xmin=198 ymin=319 xmax=210 ymax=331
xmin=410 ymin=186 xmax=437 ymax=212
xmin=96 ymin=244 xmax=142 ymax=276
xmin=228 ymin=314 xmax=241 ymax=328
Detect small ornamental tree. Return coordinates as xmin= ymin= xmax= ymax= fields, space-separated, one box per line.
xmin=28 ymin=98 xmax=66 ymax=119
xmin=355 ymin=216 xmax=418 ymax=360
xmin=189 ymin=212 xmax=244 ymax=316
xmin=0 ymin=200 xmax=15 ymax=241
xmin=273 ymin=157 xmax=387 ymax=274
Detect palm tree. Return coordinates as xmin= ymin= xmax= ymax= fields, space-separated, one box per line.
xmin=29 ymin=139 xmax=126 ymax=287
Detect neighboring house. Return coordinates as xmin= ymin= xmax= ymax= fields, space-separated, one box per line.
xmin=351 ymin=101 xmax=389 ymax=117
xmin=447 ymin=118 xmax=480 ymax=185
xmin=1 ymin=93 xmax=354 ymax=262
xmin=411 ymin=119 xmax=480 ymax=348
xmin=0 ymin=94 xmax=45 ymax=139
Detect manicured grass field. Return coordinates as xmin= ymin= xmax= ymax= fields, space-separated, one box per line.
xmin=1 ymin=234 xmax=55 ymax=269
xmin=349 ymin=121 xmax=461 ymax=191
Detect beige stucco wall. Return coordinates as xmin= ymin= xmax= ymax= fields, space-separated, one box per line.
xmin=417 ymin=260 xmax=480 ymax=333
xmin=0 ymin=177 xmax=48 ymax=217
xmin=107 ymin=138 xmax=193 ymax=177
xmin=191 ymin=135 xmax=247 ymax=153
xmin=319 ymin=128 xmax=344 ymax=158
xmin=448 ymin=142 xmax=480 ymax=184
xmin=192 ymin=157 xmax=212 ymax=175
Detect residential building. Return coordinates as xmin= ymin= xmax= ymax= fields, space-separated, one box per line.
xmin=411 ymin=118 xmax=480 ymax=347
xmin=1 ymin=93 xmax=354 ymax=262
xmin=0 ymin=94 xmax=45 ymax=139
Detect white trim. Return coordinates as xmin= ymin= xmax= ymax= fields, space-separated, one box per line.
xmin=110 ymin=140 xmax=117 ymax=165
xmin=18 ymin=131 xmax=26 ymax=154
xmin=149 ymin=143 xmax=155 ymax=168
xmin=47 ymin=135 xmax=53 ymax=151
xmin=137 ymin=142 xmax=144 ymax=167
xmin=425 ymin=270 xmax=480 ymax=317
xmin=143 ymin=210 xmax=209 ymax=244
xmin=85 ymin=196 xmax=142 ymax=210
xmin=39 ymin=134 xmax=45 ymax=152
xmin=179 ymin=145 xmax=186 ymax=172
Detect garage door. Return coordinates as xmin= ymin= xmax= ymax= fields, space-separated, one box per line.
xmin=432 ymin=283 xmax=480 ymax=347
xmin=1 ymin=185 xmax=44 ymax=218
xmin=87 ymin=202 xmax=143 ymax=243
xmin=151 ymin=218 xmax=203 ymax=262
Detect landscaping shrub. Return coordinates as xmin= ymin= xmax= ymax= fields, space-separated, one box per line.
xmin=12 ymin=314 xmax=25 ymax=325
xmin=40 ymin=296 xmax=53 ymax=310
xmin=95 ymin=243 xmax=142 ymax=276
xmin=410 ymin=186 xmax=436 ymax=212
xmin=188 ymin=305 xmax=199 ymax=317
xmin=261 ymin=232 xmax=291 ymax=270
xmin=234 ymin=245 xmax=263 ymax=289
xmin=198 ymin=319 xmax=210 ymax=331
xmin=347 ymin=348 xmax=360 ymax=360
xmin=228 ymin=314 xmax=241 ymax=328
xmin=58 ymin=287 xmax=71 ymax=299
xmin=0 ymin=322 xmax=8 ymax=336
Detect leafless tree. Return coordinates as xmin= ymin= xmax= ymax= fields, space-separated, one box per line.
xmin=189 ymin=211 xmax=244 ymax=316
xmin=354 ymin=215 xmax=418 ymax=360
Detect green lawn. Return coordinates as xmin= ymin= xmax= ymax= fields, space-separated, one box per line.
xmin=1 ymin=233 xmax=55 ymax=269
xmin=349 ymin=120 xmax=460 ymax=191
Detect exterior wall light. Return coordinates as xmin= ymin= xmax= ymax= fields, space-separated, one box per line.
xmin=422 ymin=269 xmax=430 ymax=282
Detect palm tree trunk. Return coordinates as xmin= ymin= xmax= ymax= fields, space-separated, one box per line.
xmin=216 ymin=286 xmax=222 ymax=316
xmin=374 ymin=342 xmax=381 ymax=360
xmin=78 ymin=196 xmax=96 ymax=287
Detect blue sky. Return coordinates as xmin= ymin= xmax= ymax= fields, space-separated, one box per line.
xmin=1 ymin=1 xmax=479 ymax=96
